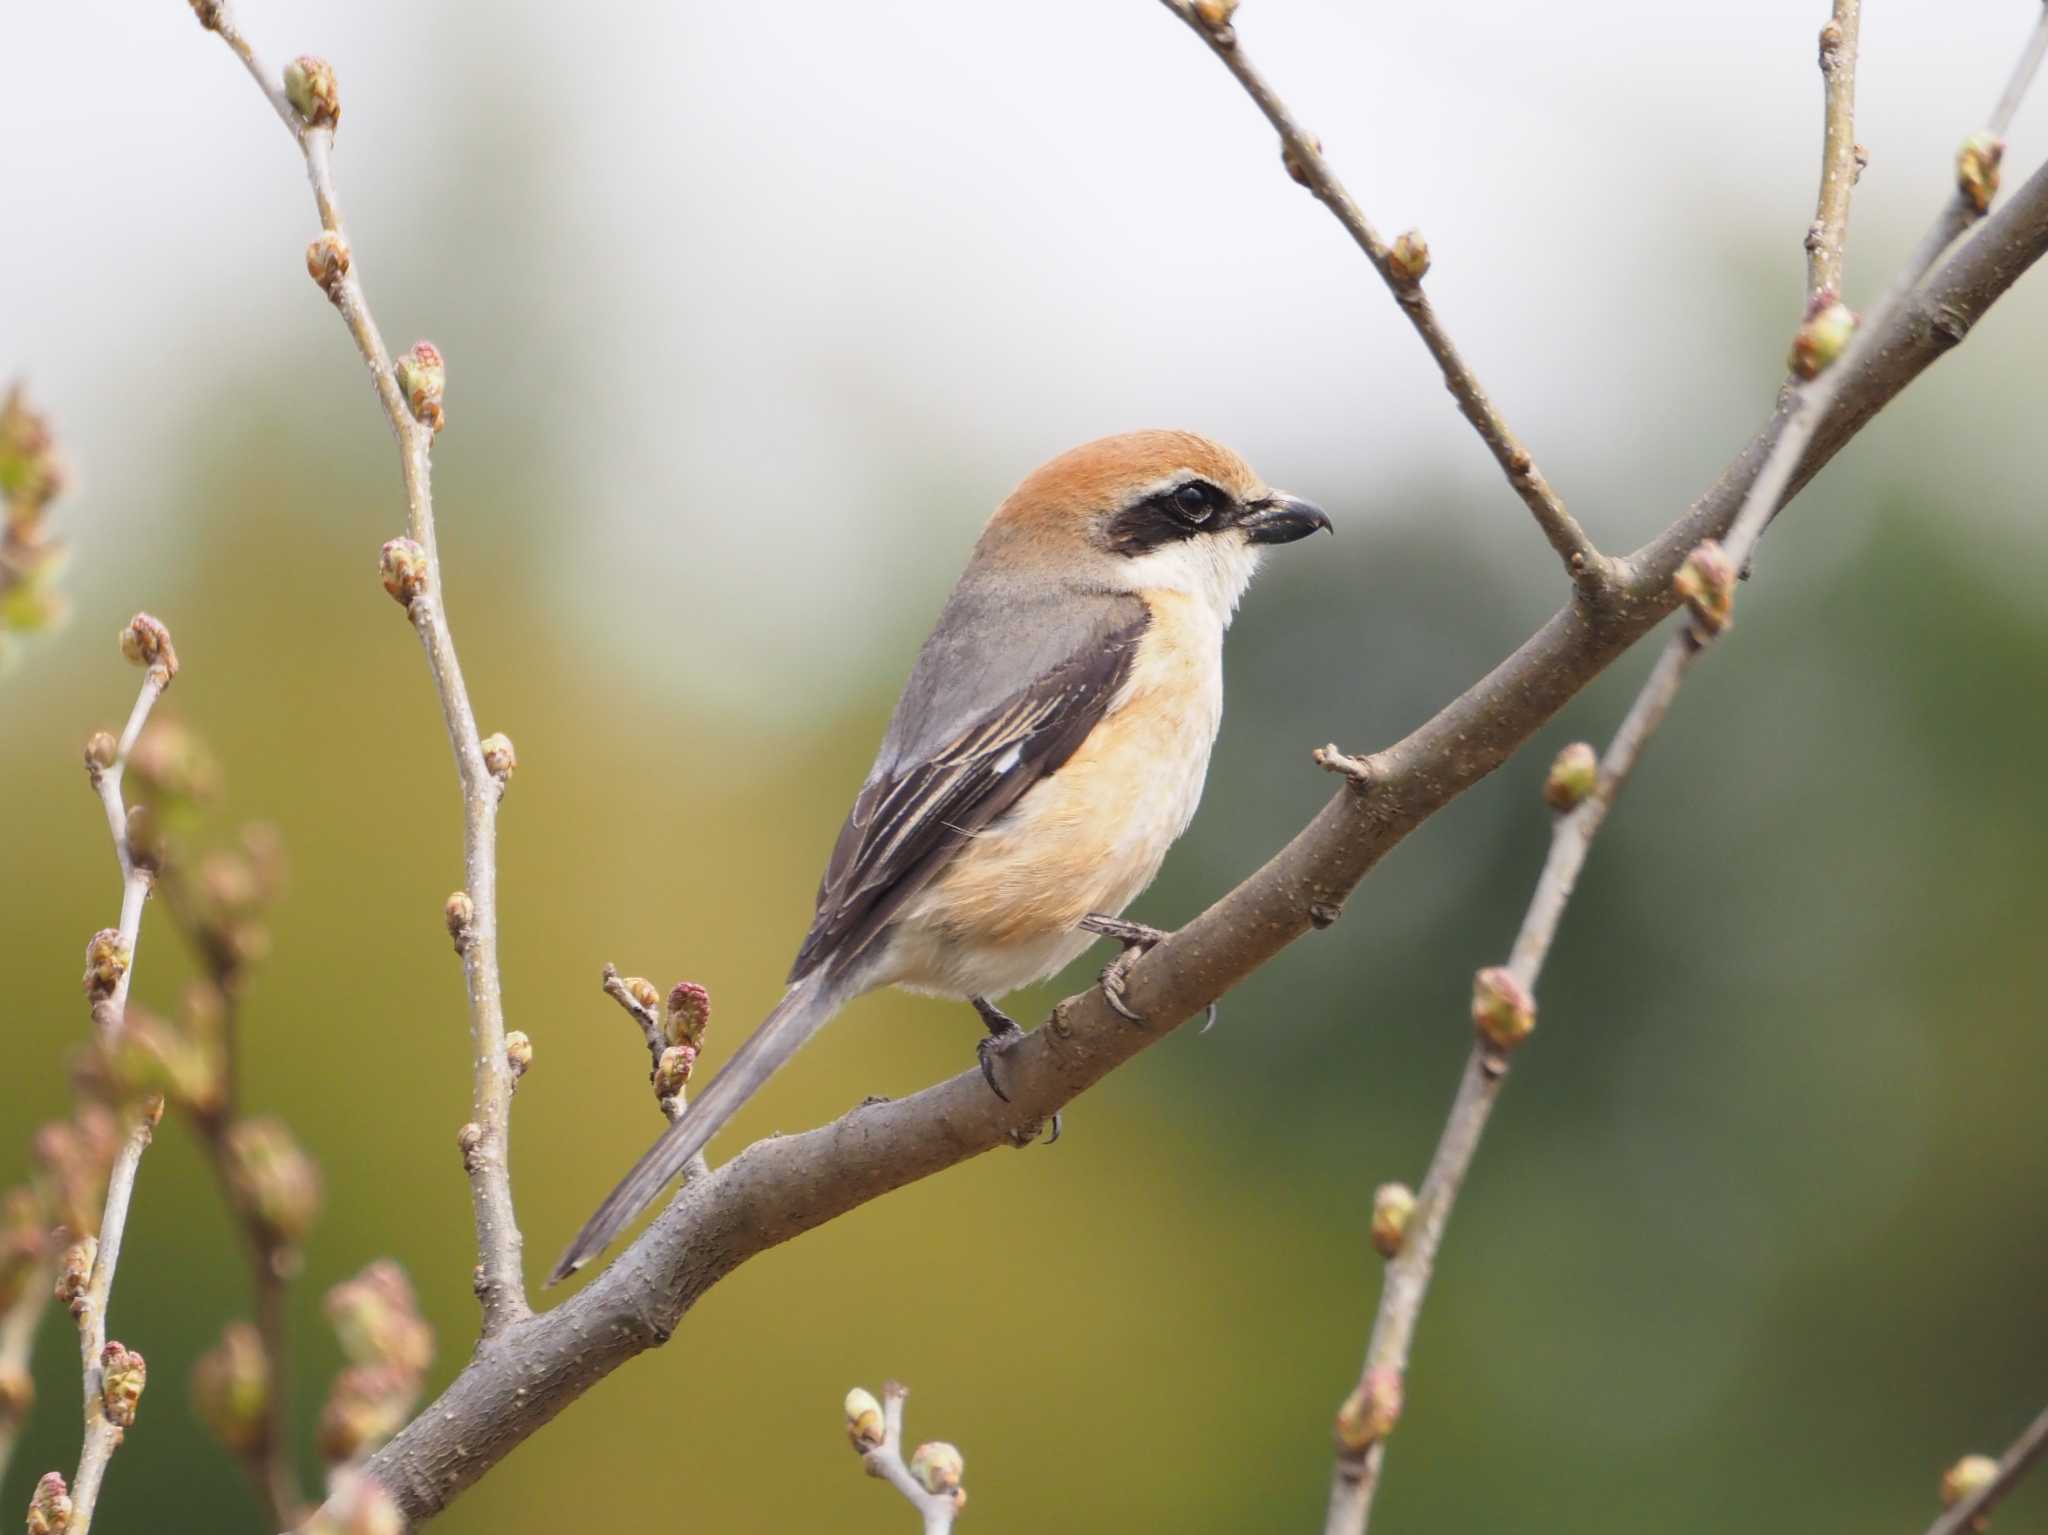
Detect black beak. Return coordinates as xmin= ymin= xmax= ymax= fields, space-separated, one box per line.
xmin=1241 ymin=492 xmax=1333 ymax=545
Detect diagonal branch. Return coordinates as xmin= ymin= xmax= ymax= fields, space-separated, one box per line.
xmin=1322 ymin=6 xmax=2048 ymax=1525
xmin=327 ymin=147 xmax=2048 ymax=1523
xmin=187 ymin=0 xmax=529 ymax=1336
xmin=1926 ymin=1406 xmax=2048 ymax=1535
xmin=1156 ymin=0 xmax=1605 ymax=586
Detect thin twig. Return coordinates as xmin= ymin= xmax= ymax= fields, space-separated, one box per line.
xmin=63 ymin=639 xmax=178 ymax=1534
xmin=1806 ymin=1 xmax=1863 ymax=300
xmin=64 ymin=1113 xmax=156 ymax=1535
xmin=323 ymin=150 xmax=2048 ymax=1523
xmin=598 ymin=966 xmax=710 ymax=1180
xmin=846 ymin=1383 xmax=966 ymax=1534
xmin=1925 ymin=1405 xmax=2048 ymax=1535
xmin=0 ymin=1279 xmax=48 ymax=1489
xmin=194 ymin=1 xmax=529 ymax=1335
xmin=1326 ymin=9 xmax=2048 ymax=1526
xmin=1156 ymin=0 xmax=1606 ymax=587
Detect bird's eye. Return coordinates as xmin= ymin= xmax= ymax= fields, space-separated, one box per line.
xmin=1172 ymin=482 xmax=1214 ymax=522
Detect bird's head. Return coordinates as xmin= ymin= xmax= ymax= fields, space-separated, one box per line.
xmin=977 ymin=430 xmax=1331 ymax=617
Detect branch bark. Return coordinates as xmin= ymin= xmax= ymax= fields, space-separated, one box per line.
xmin=845 ymin=1383 xmax=966 ymax=1534
xmin=190 ymin=0 xmax=530 ymax=1338
xmin=1925 ymin=1405 xmax=2048 ymax=1535
xmin=1806 ymin=1 xmax=1863 ymax=302
xmin=158 ymin=0 xmax=2048 ymax=1521
xmin=66 ymin=631 xmax=178 ymax=1534
xmin=1155 ymin=0 xmax=1605 ymax=586
xmin=330 ymin=147 xmax=2048 ymax=1523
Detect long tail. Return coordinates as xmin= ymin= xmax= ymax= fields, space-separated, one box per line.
xmin=546 ymin=973 xmax=849 ymax=1284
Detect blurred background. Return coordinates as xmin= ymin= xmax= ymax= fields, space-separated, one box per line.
xmin=5 ymin=0 xmax=2048 ymax=1529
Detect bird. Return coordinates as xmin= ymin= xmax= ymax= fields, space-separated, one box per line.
xmin=548 ymin=430 xmax=1330 ymax=1283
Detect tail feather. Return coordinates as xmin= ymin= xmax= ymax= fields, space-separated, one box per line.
xmin=546 ymin=975 xmax=845 ymax=1284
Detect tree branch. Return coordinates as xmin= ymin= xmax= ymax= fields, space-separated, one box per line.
xmin=188 ymin=0 xmax=530 ymax=1337
xmin=56 ymin=624 xmax=181 ymax=1535
xmin=844 ymin=1383 xmax=967 ymax=1534
xmin=1322 ymin=4 xmax=2048 ymax=1520
xmin=145 ymin=0 xmax=2044 ymax=1516
xmin=0 ymin=1264 xmax=48 ymax=1492
xmin=1806 ymin=1 xmax=1863 ymax=302
xmin=1155 ymin=0 xmax=1605 ymax=586
xmin=1926 ymin=1406 xmax=2048 ymax=1535
xmin=323 ymin=142 xmax=2048 ymax=1524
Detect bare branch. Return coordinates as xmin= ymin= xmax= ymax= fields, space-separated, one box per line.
xmin=52 ymin=628 xmax=187 ymax=1534
xmin=844 ymin=1383 xmax=967 ymax=1534
xmin=189 ymin=0 xmax=529 ymax=1335
xmin=1155 ymin=0 xmax=1605 ymax=586
xmin=317 ymin=143 xmax=2048 ymax=1524
xmin=0 ymin=1263 xmax=47 ymax=1490
xmin=64 ymin=1113 xmax=157 ymax=1535
xmin=1806 ymin=1 xmax=1863 ymax=301
xmin=1926 ymin=1407 xmax=2048 ymax=1535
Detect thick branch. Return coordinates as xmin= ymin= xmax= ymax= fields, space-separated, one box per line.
xmin=340 ymin=155 xmax=2048 ymax=1523
xmin=1156 ymin=0 xmax=1604 ymax=585
xmin=192 ymin=1 xmax=528 ymax=1335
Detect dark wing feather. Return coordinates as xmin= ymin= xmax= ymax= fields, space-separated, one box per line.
xmin=791 ymin=595 xmax=1148 ymax=982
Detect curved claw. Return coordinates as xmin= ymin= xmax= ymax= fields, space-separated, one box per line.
xmin=1098 ymin=952 xmax=1147 ymax=1024
xmin=976 ymin=1034 xmax=1014 ymax=1103
xmin=1198 ymin=1001 xmax=1220 ymax=1035
xmin=1046 ymin=1110 xmax=1062 ymax=1145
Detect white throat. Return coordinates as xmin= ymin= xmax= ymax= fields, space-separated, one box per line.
xmin=1105 ymin=534 xmax=1262 ymax=627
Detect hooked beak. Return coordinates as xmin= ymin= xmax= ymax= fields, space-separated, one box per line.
xmin=1240 ymin=492 xmax=1333 ymax=545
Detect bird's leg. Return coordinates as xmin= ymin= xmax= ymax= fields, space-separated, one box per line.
xmin=1078 ymin=914 xmax=1219 ymax=1032
xmin=971 ymin=995 xmax=1021 ymax=1102
xmin=970 ymin=997 xmax=1060 ymax=1143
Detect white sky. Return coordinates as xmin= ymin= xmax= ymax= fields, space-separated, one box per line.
xmin=5 ymin=0 xmax=2045 ymax=710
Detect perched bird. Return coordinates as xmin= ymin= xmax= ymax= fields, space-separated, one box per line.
xmin=549 ymin=430 xmax=1329 ymax=1282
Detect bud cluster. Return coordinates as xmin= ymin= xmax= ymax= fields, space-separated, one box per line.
xmin=1673 ymin=539 xmax=1736 ymax=638
xmin=284 ymin=56 xmax=340 ymax=130
xmin=1542 ymin=741 xmax=1599 ymax=812
xmin=1957 ymin=133 xmax=2004 ymax=215
xmin=306 ymin=231 xmax=352 ymax=301
xmin=653 ymin=980 xmax=713 ymax=1102
xmin=1370 ymin=1182 xmax=1415 ymax=1259
xmin=192 ymin=1321 xmax=271 ymax=1454
xmin=1334 ymin=1367 xmax=1403 ymax=1451
xmin=318 ymin=1262 xmax=433 ymax=1465
xmin=479 ymin=731 xmax=517 ymax=782
xmin=379 ymin=538 xmax=428 ymax=609
xmin=31 ymin=1108 xmax=120 ymax=1238
xmin=1471 ymin=965 xmax=1536 ymax=1052
xmin=1388 ymin=229 xmax=1430 ymax=284
xmin=99 ymin=1340 xmax=148 ymax=1428
xmin=394 ymin=341 xmax=446 ymax=433
xmin=223 ymin=1117 xmax=323 ymax=1247
xmin=0 ymin=383 xmax=73 ymax=640
xmin=1787 ymin=295 xmax=1856 ymax=380
xmin=118 ymin=612 xmax=179 ymax=684
xmin=25 ymin=1472 xmax=71 ymax=1535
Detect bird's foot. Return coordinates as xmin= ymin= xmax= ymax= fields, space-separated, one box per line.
xmin=972 ymin=996 xmax=1061 ymax=1143
xmin=972 ymin=996 xmax=1021 ymax=1102
xmin=1077 ymin=913 xmax=1219 ymax=1032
